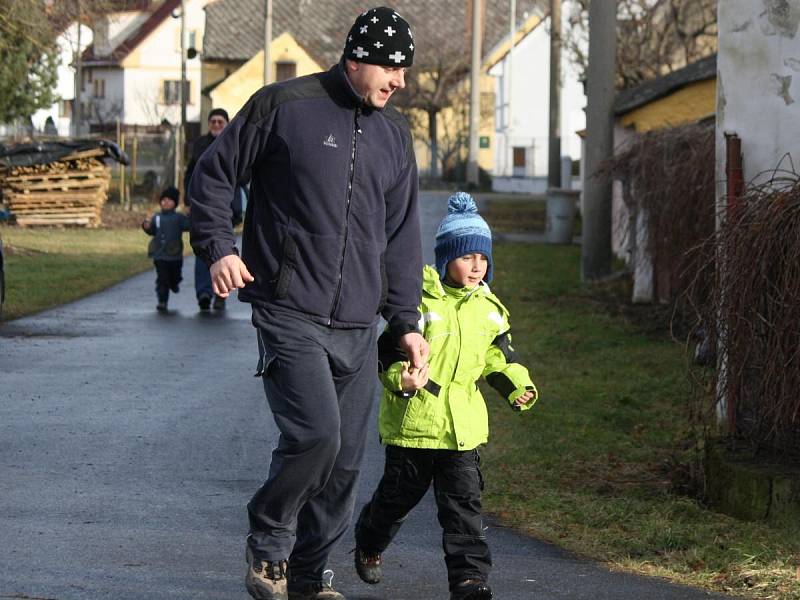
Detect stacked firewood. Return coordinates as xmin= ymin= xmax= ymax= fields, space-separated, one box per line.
xmin=0 ymin=148 xmax=111 ymax=227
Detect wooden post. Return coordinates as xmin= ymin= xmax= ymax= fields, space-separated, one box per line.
xmin=131 ymin=135 xmax=138 ymax=202
xmin=120 ymin=132 xmax=127 ymax=209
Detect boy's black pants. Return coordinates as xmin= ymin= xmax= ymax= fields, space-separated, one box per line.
xmin=153 ymin=259 xmax=182 ymax=302
xmin=355 ymin=445 xmax=492 ymax=589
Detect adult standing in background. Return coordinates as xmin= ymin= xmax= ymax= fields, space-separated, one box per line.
xmin=188 ymin=7 xmax=427 ymax=600
xmin=184 ymin=107 xmax=243 ymax=311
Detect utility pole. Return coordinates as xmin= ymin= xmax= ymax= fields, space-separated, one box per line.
xmin=467 ymin=0 xmax=483 ymax=187
xmin=178 ymin=0 xmax=187 ymax=196
xmin=263 ymin=0 xmax=273 ymax=85
xmin=506 ymin=0 xmax=515 ymax=174
xmin=73 ymin=0 xmax=83 ymax=137
xmin=581 ymin=0 xmax=616 ymax=281
xmin=547 ymin=0 xmax=561 ymax=188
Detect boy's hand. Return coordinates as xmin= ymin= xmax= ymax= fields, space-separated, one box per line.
xmin=513 ymin=390 xmax=535 ymax=407
xmin=210 ymin=254 xmax=255 ymax=297
xmin=400 ymin=362 xmax=429 ymax=392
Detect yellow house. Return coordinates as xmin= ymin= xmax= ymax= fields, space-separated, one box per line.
xmin=614 ymin=54 xmax=717 ymax=133
xmin=200 ymin=0 xmax=549 ymax=177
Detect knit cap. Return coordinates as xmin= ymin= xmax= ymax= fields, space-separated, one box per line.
xmin=434 ymin=192 xmax=493 ymax=283
xmin=343 ymin=7 xmax=414 ymax=68
xmin=160 ymin=186 xmax=180 ymax=204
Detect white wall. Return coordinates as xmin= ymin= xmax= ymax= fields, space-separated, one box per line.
xmin=716 ymin=0 xmax=800 ymax=211
xmin=83 ymin=68 xmax=126 ymax=127
xmin=80 ymin=0 xmax=206 ymax=127
xmin=94 ymin=11 xmax=149 ymax=57
xmin=32 ymin=22 xmax=93 ymax=136
xmin=489 ymin=11 xmax=586 ymax=178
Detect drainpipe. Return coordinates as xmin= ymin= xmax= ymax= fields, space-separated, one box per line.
xmin=719 ymin=133 xmax=744 ymax=433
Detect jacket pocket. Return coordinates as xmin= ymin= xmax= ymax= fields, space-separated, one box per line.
xmin=255 ymin=328 xmax=277 ymax=378
xmin=273 ymin=235 xmax=298 ymax=300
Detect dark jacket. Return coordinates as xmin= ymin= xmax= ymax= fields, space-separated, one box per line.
xmin=183 ymin=133 xmax=215 ymax=199
xmin=188 ymin=62 xmax=422 ymax=335
xmin=184 ymin=133 xmax=244 ymax=225
xmin=143 ymin=209 xmax=190 ymax=261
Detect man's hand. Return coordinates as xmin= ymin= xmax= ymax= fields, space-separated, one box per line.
xmin=210 ymin=255 xmax=255 ymax=297
xmin=400 ymin=362 xmax=429 ymax=392
xmin=397 ymin=332 xmax=429 ymax=371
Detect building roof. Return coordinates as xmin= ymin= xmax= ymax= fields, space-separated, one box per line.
xmin=82 ymin=0 xmax=181 ymax=64
xmin=202 ymin=0 xmax=546 ymax=67
xmin=614 ymin=53 xmax=717 ymax=116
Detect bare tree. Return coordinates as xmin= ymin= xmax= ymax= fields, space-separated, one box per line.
xmin=565 ymin=0 xmax=717 ymax=88
xmin=394 ymin=50 xmax=471 ymax=180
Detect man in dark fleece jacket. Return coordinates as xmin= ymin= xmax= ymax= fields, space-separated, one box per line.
xmin=188 ymin=7 xmax=428 ymax=600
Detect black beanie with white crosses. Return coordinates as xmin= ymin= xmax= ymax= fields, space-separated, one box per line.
xmin=343 ymin=6 xmax=414 ymax=68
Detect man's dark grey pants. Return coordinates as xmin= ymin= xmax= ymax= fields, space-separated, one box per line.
xmin=248 ymin=305 xmax=378 ymax=587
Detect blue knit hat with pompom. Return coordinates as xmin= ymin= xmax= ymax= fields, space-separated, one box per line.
xmin=435 ymin=191 xmax=493 ymax=283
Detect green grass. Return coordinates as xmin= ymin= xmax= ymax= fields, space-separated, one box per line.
xmin=1 ymin=226 xmax=153 ymax=320
xmin=480 ymin=197 xmax=547 ymax=233
xmin=482 ymin=243 xmax=800 ymax=599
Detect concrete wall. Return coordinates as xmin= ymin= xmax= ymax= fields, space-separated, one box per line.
xmin=716 ymin=0 xmax=800 ymax=205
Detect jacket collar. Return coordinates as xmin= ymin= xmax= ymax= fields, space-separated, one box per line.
xmin=325 ymin=59 xmax=380 ymax=113
xmin=422 ymin=264 xmax=486 ymax=300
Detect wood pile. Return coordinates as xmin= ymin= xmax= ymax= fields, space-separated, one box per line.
xmin=0 ymin=147 xmax=111 ymax=227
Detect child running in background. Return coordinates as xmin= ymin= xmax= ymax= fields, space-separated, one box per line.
xmin=142 ymin=186 xmax=190 ymax=312
xmin=354 ymin=192 xmax=538 ymax=600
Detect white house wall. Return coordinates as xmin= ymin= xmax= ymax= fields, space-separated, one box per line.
xmin=85 ymin=68 xmax=125 ymax=127
xmin=489 ymin=13 xmax=586 ymax=178
xmin=716 ymin=0 xmax=800 ymax=210
xmin=95 ymin=11 xmax=149 ymax=56
xmin=32 ymin=22 xmax=93 ymax=136
xmin=121 ymin=0 xmax=205 ymax=125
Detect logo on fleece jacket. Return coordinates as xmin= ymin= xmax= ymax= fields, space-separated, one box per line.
xmin=323 ymin=134 xmax=338 ymax=148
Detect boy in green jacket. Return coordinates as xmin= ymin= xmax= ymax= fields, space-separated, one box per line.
xmin=354 ymin=192 xmax=537 ymax=600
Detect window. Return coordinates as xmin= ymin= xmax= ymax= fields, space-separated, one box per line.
xmin=92 ymin=79 xmax=105 ymax=99
xmin=275 ymin=62 xmax=297 ymax=82
xmin=163 ymin=80 xmax=191 ymax=105
xmin=513 ymin=147 xmax=526 ymax=168
xmin=59 ymin=99 xmax=73 ymax=118
xmin=512 ymin=146 xmax=527 ymax=178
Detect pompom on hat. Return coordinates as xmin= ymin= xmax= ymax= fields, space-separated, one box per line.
xmin=343 ymin=7 xmax=414 ymax=68
xmin=434 ymin=192 xmax=493 ymax=283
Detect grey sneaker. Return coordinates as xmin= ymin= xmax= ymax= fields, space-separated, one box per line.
xmin=245 ymin=545 xmax=288 ymax=600
xmin=354 ymin=547 xmax=381 ymax=584
xmin=288 ymin=569 xmax=345 ymax=600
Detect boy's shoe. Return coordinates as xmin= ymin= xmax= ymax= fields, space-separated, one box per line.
xmin=212 ymin=295 xmax=226 ymax=310
xmin=171 ymin=283 xmax=180 ymax=293
xmin=354 ymin=547 xmax=382 ymax=584
xmin=245 ymin=546 xmax=288 ymax=600
xmin=288 ymin=570 xmax=345 ymax=600
xmin=450 ymin=579 xmax=492 ymax=600
xmin=156 ymin=301 xmax=167 ymax=312
xmin=198 ymin=293 xmax=211 ymax=311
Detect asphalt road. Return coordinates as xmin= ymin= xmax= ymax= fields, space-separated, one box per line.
xmin=0 ymin=192 xmax=731 ymax=599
